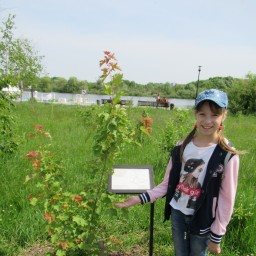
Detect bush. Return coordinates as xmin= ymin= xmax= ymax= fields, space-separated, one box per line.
xmin=228 ymin=74 xmax=256 ymax=115
xmin=158 ymin=109 xmax=192 ymax=160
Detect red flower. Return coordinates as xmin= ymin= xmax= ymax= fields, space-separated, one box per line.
xmin=26 ymin=151 xmax=41 ymax=160
xmin=71 ymin=195 xmax=83 ymax=205
xmin=44 ymin=212 xmax=54 ymax=223
xmin=142 ymin=117 xmax=153 ymax=127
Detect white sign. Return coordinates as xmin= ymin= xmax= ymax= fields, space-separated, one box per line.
xmin=108 ymin=165 xmax=154 ymax=194
xmin=81 ymin=90 xmax=87 ymax=95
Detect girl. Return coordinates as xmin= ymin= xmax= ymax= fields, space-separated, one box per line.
xmin=115 ymin=89 xmax=240 ymax=256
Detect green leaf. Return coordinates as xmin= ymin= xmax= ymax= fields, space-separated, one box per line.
xmin=104 ymin=83 xmax=112 ymax=95
xmin=24 ymin=175 xmax=31 ymax=183
xmin=29 ymin=197 xmax=38 ymax=206
xmin=52 ymin=205 xmax=60 ymax=211
xmin=73 ymin=215 xmax=87 ymax=226
xmin=112 ymin=73 xmax=123 ymax=87
xmin=52 ymin=181 xmax=61 ymax=188
xmin=58 ymin=214 xmax=69 ymax=221
xmin=35 ymin=182 xmax=45 ymax=189
xmin=56 ymin=249 xmax=66 ymax=256
xmin=50 ymin=233 xmax=58 ymax=243
xmin=44 ymin=201 xmax=49 ymax=211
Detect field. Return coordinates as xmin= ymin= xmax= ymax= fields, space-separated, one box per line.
xmin=0 ymin=102 xmax=255 ymax=256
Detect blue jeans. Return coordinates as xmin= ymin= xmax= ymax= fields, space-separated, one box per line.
xmin=171 ymin=208 xmax=209 ymax=256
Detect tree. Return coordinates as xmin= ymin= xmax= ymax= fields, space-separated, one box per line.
xmin=0 ymin=14 xmax=44 ymax=154
xmin=0 ymin=14 xmax=44 ymax=93
xmin=0 ymin=15 xmax=17 ymax=154
xmin=51 ymin=76 xmax=67 ymax=92
xmin=228 ymin=73 xmax=256 ymax=114
xmin=163 ymin=82 xmax=172 ymax=95
xmin=37 ymin=76 xmax=52 ymax=92
xmin=63 ymin=76 xmax=80 ymax=93
xmin=79 ymin=80 xmax=89 ymax=93
xmin=0 ymin=14 xmax=15 ymax=89
xmin=11 ymin=37 xmax=44 ymax=92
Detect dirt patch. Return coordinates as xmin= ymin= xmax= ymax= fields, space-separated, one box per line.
xmin=20 ymin=243 xmax=147 ymax=256
xmin=19 ymin=242 xmax=53 ymax=256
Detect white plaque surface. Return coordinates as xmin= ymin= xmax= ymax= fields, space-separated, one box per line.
xmin=108 ymin=165 xmax=154 ymax=194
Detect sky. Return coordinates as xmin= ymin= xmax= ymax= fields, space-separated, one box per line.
xmin=1 ymin=0 xmax=256 ymax=84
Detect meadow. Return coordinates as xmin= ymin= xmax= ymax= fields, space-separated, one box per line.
xmin=0 ymin=102 xmax=255 ymax=256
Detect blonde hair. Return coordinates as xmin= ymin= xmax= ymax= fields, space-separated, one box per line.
xmin=180 ymin=101 xmax=242 ymax=160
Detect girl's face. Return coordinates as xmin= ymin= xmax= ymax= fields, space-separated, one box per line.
xmin=195 ymin=101 xmax=226 ymax=138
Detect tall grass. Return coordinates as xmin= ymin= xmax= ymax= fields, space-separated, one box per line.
xmin=0 ymin=102 xmax=255 ymax=255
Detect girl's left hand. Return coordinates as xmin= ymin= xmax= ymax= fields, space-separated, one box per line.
xmin=208 ymin=241 xmax=221 ymax=254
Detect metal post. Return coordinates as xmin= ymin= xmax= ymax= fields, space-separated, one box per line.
xmin=195 ymin=66 xmax=202 ymax=99
xmin=149 ymin=202 xmax=154 ymax=256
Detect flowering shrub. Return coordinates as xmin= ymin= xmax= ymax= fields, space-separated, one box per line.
xmin=25 ymin=125 xmax=103 ymax=255
xmin=141 ymin=116 xmax=153 ymax=135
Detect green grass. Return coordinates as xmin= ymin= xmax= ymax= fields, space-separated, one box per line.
xmin=0 ymin=102 xmax=255 ymax=255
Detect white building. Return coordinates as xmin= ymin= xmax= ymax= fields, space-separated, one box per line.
xmin=2 ymin=86 xmax=21 ymax=94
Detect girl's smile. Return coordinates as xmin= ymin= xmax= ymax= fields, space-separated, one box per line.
xmin=194 ymin=101 xmax=226 ymax=144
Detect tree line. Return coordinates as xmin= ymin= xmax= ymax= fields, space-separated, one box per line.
xmin=34 ymin=75 xmax=236 ymax=99
xmin=25 ymin=74 xmax=256 ymax=114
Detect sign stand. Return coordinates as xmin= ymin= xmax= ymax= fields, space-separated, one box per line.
xmin=108 ymin=165 xmax=155 ymax=256
xmin=149 ymin=202 xmax=154 ymax=256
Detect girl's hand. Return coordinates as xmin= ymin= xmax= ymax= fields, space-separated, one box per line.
xmin=208 ymin=241 xmax=221 ymax=254
xmin=114 ymin=196 xmax=141 ymax=208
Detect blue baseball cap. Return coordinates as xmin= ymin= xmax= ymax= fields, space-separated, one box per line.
xmin=195 ymin=89 xmax=228 ymax=108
